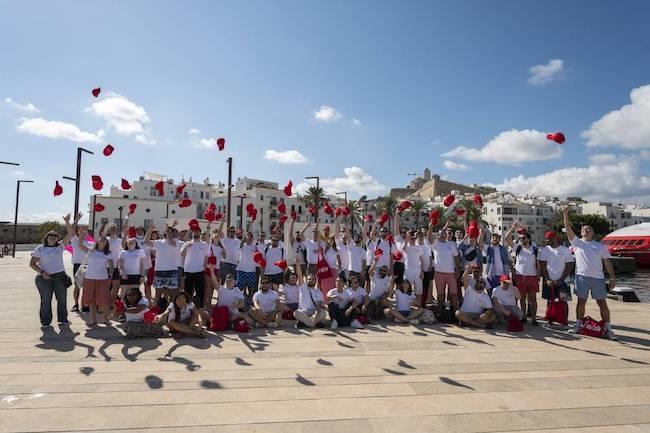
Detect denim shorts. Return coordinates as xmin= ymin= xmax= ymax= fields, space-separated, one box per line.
xmin=574 ymin=275 xmax=607 ymax=300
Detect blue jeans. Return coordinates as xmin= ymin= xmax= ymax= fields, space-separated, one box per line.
xmin=35 ymin=273 xmax=68 ymax=325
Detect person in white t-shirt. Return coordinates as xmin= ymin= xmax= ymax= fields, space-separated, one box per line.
xmin=327 ymin=276 xmax=363 ymax=329
xmin=304 ymin=222 xmax=326 ymax=275
xmin=118 ymin=238 xmax=145 ymax=298
xmin=99 ymin=222 xmax=124 ymax=307
xmin=388 ymin=279 xmax=424 ymax=325
xmin=248 ymin=276 xmax=281 ymax=328
xmin=69 ymin=224 xmax=92 ymax=313
xmin=456 ymin=264 xmax=495 ymax=328
xmin=261 ymin=234 xmax=286 ymax=284
xmin=417 ymin=230 xmax=434 ymax=307
xmin=204 ymin=235 xmax=225 ymax=309
xmin=491 ymin=275 xmax=524 ymax=323
xmin=206 ymin=265 xmax=253 ymax=326
xmin=539 ymin=231 xmax=574 ymax=304
xmin=180 ymin=227 xmax=210 ymax=309
xmin=506 ymin=226 xmax=540 ymax=325
xmin=76 ymin=233 xmax=114 ymax=327
xmin=562 ymin=206 xmax=617 ymax=339
xmin=278 ymin=270 xmax=301 ymax=313
xmin=364 ymin=263 xmax=393 ymax=320
xmin=154 ymin=291 xmax=207 ymax=338
xmin=237 ymin=231 xmax=260 ymax=301
xmin=429 ymin=220 xmax=461 ymax=312
xmin=402 ymin=230 xmax=425 ymax=302
xmin=122 ymin=287 xmax=165 ymax=338
xmin=145 ymin=223 xmax=181 ymax=307
xmin=347 ymin=233 xmax=367 ymax=287
xmin=293 ymin=255 xmax=327 ymax=328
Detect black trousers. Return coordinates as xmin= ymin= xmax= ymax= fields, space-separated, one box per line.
xmin=393 ymin=262 xmax=405 ymax=284
xmin=184 ymin=272 xmax=206 ymax=308
xmin=328 ymin=302 xmax=358 ymax=327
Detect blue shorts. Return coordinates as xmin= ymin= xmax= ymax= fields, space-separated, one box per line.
xmin=574 ymin=275 xmax=607 ymax=300
xmin=237 ymin=271 xmax=257 ymax=291
xmin=399 ymin=310 xmax=411 ymax=317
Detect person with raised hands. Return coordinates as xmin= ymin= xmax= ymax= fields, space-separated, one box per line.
xmin=180 ymin=222 xmax=211 ymax=310
xmin=30 ymin=213 xmax=80 ymax=328
xmin=290 ymin=220 xmax=310 ymax=276
xmin=206 ymin=264 xmax=253 ymax=327
xmin=484 ymin=221 xmax=516 ymax=291
xmin=402 ymin=229 xmax=425 ymax=306
xmin=304 ymin=219 xmax=326 ymax=275
xmin=204 ymin=228 xmax=226 ymax=308
xmin=69 ymin=218 xmax=91 ymax=313
xmin=261 ymin=232 xmax=285 ymax=285
xmin=293 ymin=255 xmax=327 ymax=329
xmin=506 ymin=221 xmax=540 ymax=325
xmin=429 ymin=219 xmax=461 ymax=314
xmin=144 ymin=223 xmax=179 ymax=307
xmin=249 ymin=275 xmax=282 ymax=328
xmin=416 ymin=229 xmax=434 ymax=307
xmin=217 ymin=216 xmax=240 ymax=283
xmin=364 ymin=262 xmax=392 ymax=320
xmin=455 ymin=264 xmax=495 ymax=328
xmin=76 ymin=226 xmax=114 ymax=327
xmin=117 ymin=236 xmax=145 ymax=303
xmin=107 ymin=222 xmax=125 ymax=308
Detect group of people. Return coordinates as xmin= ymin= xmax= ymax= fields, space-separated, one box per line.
xmin=30 ymin=204 xmax=618 ymax=340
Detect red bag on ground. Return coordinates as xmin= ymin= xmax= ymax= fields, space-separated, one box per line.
xmin=114 ymin=299 xmax=125 ymax=314
xmin=507 ymin=316 xmax=523 ymax=332
xmin=209 ymin=306 xmax=229 ymax=331
xmin=143 ymin=306 xmax=160 ymax=324
xmin=234 ymin=319 xmax=250 ymax=333
xmin=356 ymin=315 xmax=368 ymax=325
xmin=579 ymin=316 xmax=606 ymax=338
xmin=282 ymin=310 xmax=295 ymax=321
xmin=544 ymin=285 xmax=568 ymax=325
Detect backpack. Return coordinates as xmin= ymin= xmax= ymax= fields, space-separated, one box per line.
xmin=579 ymin=316 xmax=606 ymax=338
xmin=234 ymin=318 xmax=250 ymax=333
xmin=435 ymin=308 xmax=455 ymax=324
xmin=515 ymin=245 xmax=538 ymax=258
xmin=209 ymin=306 xmax=230 ymax=331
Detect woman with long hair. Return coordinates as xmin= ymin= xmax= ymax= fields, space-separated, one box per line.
xmin=318 ymin=236 xmax=340 ymax=298
xmin=118 ymin=237 xmax=145 ymax=299
xmin=30 ymin=213 xmax=80 ymax=328
xmin=77 ymin=229 xmax=114 ymax=327
xmin=154 ymin=291 xmax=207 ymax=338
xmin=144 ymin=229 xmax=159 ymax=301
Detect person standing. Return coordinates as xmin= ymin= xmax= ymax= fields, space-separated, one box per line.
xmin=69 ymin=224 xmax=91 ymax=313
xmin=261 ymin=234 xmax=285 ymax=285
xmin=76 ymin=234 xmax=114 ymax=327
xmin=429 ymin=220 xmax=461 ymax=312
xmin=539 ymin=230 xmax=575 ymax=306
xmin=219 ymin=222 xmax=241 ymax=282
xmin=484 ymin=222 xmax=516 ymax=291
xmin=562 ymin=206 xmax=617 ymax=339
xmin=30 ymin=213 xmax=80 ymax=328
xmin=117 ymin=237 xmax=145 ymax=300
xmin=180 ymin=225 xmax=210 ymax=309
xmin=507 ymin=227 xmax=540 ymax=325
xmin=145 ymin=224 xmax=180 ymax=307
xmin=403 ymin=230 xmax=425 ymax=305
xmin=417 ymin=229 xmax=434 ymax=307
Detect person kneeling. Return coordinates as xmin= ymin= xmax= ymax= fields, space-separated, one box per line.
xmin=455 ymin=265 xmax=496 ymax=328
xmin=248 ymin=276 xmax=281 ymax=328
xmin=389 ymin=280 xmax=424 ymax=325
xmin=491 ymin=275 xmax=524 ymax=324
xmin=155 ymin=292 xmax=207 ymax=338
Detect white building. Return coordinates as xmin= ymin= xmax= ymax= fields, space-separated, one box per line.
xmin=579 ymin=202 xmax=645 ymax=231
xmin=483 ymin=198 xmax=554 ymax=245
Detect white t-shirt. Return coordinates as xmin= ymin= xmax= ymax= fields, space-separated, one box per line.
xmin=465 ymin=275 xmax=489 ymax=292
xmin=513 ymin=245 xmax=538 ymax=277
xmin=222 ymin=237 xmax=241 ymax=265
xmin=324 ymin=247 xmax=339 ymax=270
xmin=395 ymin=289 xmax=416 ymax=311
xmin=327 ymin=288 xmax=351 ymax=308
xmin=305 ymin=239 xmax=325 ymax=265
xmin=346 ymin=287 xmax=366 ymax=305
xmin=108 ymin=237 xmax=123 ymax=266
xmin=432 ymin=240 xmax=459 ymax=273
xmin=70 ymin=235 xmax=91 ymax=265
xmin=337 ymin=241 xmax=350 ymax=271
xmin=279 ymin=284 xmax=300 ymax=304
xmin=373 ymin=238 xmax=394 ymax=268
xmin=404 ymin=244 xmax=424 ymax=273
xmin=119 ymin=249 xmax=144 ymax=275
xmin=217 ymin=286 xmax=244 ymax=313
xmin=348 ymin=245 xmax=366 ymax=273
xmin=366 ymin=239 xmax=376 ymax=264
xmin=85 ymin=250 xmax=112 ymax=280
xmin=237 ymin=244 xmax=258 ymax=273
xmin=570 ymin=237 xmax=610 ymax=279
xmin=293 ymin=240 xmax=307 ymax=264
xmin=176 ymin=241 xmax=185 ymax=267
xmin=153 ymin=239 xmax=180 ymax=272
xmin=263 ymin=244 xmax=285 ymax=275
xmin=32 ymin=244 xmax=65 ymax=274
xmin=369 ymin=275 xmax=390 ymax=300
xmin=253 ymin=289 xmax=279 ymax=313
xmin=298 ymin=284 xmax=323 ymax=311
xmin=491 ymin=285 xmax=520 ymax=308
xmin=419 ymin=242 xmax=433 ymax=270
xmin=461 ymin=287 xmax=493 ymax=314
xmin=125 ymin=297 xmax=149 ymax=322
xmin=539 ymin=245 xmax=574 ymax=281
xmin=183 ymin=240 xmax=210 ymax=273
xmin=166 ymin=302 xmax=194 ymax=322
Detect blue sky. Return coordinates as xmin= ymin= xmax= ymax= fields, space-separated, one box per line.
xmin=2 ymin=0 xmax=650 ymax=222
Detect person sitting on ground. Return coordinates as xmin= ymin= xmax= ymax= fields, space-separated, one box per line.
xmin=122 ymin=287 xmax=165 ymax=338
xmin=278 ymin=270 xmax=301 ymax=315
xmin=364 ymin=263 xmax=392 ymax=320
xmin=207 ymin=265 xmax=253 ymax=327
xmin=491 ymin=275 xmax=524 ymax=323
xmin=293 ymin=255 xmax=327 ymax=328
xmin=327 ymin=276 xmax=364 ymax=330
xmin=389 ymin=279 xmax=424 ymax=325
xmin=346 ymin=275 xmax=367 ymax=325
xmin=248 ymin=275 xmax=281 ymax=328
xmin=456 ymin=264 xmax=496 ymax=328
xmin=154 ymin=291 xmax=207 ymax=338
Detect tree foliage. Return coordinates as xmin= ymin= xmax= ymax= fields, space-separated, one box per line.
xmin=38 ymin=221 xmax=62 ymax=240
xmin=550 ymin=211 xmax=611 ymax=240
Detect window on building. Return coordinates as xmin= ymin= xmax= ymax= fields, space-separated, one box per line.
xmin=299 ymin=206 xmax=302 ymax=214
xmin=237 ymin=205 xmax=241 ymax=217
xmin=206 ymin=192 xmax=209 ymax=199
xmin=200 ymin=191 xmax=204 ymax=199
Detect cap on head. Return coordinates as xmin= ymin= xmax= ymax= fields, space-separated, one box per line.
xmin=499 ymin=275 xmax=511 ymax=283
xmin=545 ymin=231 xmax=557 ymax=240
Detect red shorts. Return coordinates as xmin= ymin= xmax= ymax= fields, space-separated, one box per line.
xmin=146 ymin=267 xmax=155 ymax=286
xmin=435 ymin=272 xmax=458 ymax=296
xmin=514 ymin=275 xmax=539 ymax=295
xmin=82 ymin=279 xmax=111 ymax=306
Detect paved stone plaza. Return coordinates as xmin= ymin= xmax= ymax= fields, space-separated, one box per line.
xmin=1 ymin=252 xmax=649 ymax=433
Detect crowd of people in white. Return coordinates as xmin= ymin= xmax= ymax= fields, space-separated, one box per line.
xmin=29 ymin=205 xmax=618 ymax=340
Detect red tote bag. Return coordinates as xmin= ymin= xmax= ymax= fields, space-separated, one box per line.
xmin=316 ymin=249 xmax=332 ymax=280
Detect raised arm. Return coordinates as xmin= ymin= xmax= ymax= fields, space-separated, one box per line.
xmin=393 ymin=212 xmax=400 ymax=236
xmin=504 ymin=220 xmax=519 ymax=248
xmin=62 ymin=212 xmax=81 ymax=245
xmin=143 ymin=224 xmax=155 ymax=246
xmin=562 ymin=206 xmax=576 ymax=241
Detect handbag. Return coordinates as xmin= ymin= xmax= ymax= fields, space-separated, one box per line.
xmin=74 ymin=255 xmax=88 ymax=288
xmin=544 ymin=284 xmax=568 ymax=325
xmin=316 ymin=249 xmax=332 ymax=280
xmin=579 ymin=316 xmax=606 ymax=338
xmin=209 ymin=306 xmax=230 ymax=331
xmin=63 ymin=273 xmax=73 ymax=289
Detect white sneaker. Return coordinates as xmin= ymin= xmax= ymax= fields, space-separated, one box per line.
xmin=409 ymin=319 xmax=420 ymax=325
xmin=568 ymin=321 xmax=582 ymax=334
xmin=351 ymin=319 xmax=364 ymax=329
xmin=267 ymin=322 xmax=279 ymax=328
xmin=330 ymin=319 xmax=338 ymax=330
xmin=605 ymin=324 xmax=618 ymax=340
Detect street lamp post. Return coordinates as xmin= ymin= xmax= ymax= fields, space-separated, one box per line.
xmin=305 ymin=176 xmax=320 ymax=222
xmin=12 ymin=179 xmax=34 ymax=257
xmin=0 ymin=161 xmax=20 ymax=166
xmin=62 ymin=147 xmax=94 ymax=231
xmin=235 ymin=194 xmax=247 ymax=230
xmin=118 ymin=207 xmax=124 ymax=232
xmin=226 ymin=157 xmax=233 ymax=228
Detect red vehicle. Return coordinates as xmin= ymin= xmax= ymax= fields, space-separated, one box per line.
xmin=602 ymin=223 xmax=650 ymax=268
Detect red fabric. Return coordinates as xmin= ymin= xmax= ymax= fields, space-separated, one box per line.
xmin=429 ymin=210 xmax=440 ymax=225
xmin=392 ymin=251 xmax=403 ymax=261
xmin=398 ymin=200 xmax=412 ymax=213
xmin=274 ymin=259 xmax=288 ymax=270
xmin=209 ymin=306 xmax=230 ymax=331
xmin=277 ymin=203 xmax=286 ymax=214
xmin=234 ymin=319 xmax=250 ymax=332
xmin=283 ymin=180 xmax=293 ymax=197
xmin=114 ymin=299 xmax=125 ymax=314
xmin=121 ymin=179 xmax=131 ymax=190
xmin=546 ymin=132 xmax=566 ymax=144
xmin=378 ymin=212 xmax=389 ymax=226
xmin=204 ymin=209 xmax=216 ymax=221
xmin=374 ymin=248 xmax=383 ymax=258
xmin=128 ymin=203 xmax=137 ymax=214
xmin=579 ymin=316 xmax=605 ymax=337
xmin=443 ymin=194 xmax=455 ymax=207
xmin=179 ymin=198 xmax=192 ymax=208
xmin=342 ymin=206 xmax=350 ymax=216
xmin=188 ymin=219 xmax=200 ymax=231
xmin=91 ymin=87 xmax=101 ymax=97
xmin=91 ymin=175 xmax=104 ymax=191
xmin=507 ymin=317 xmax=523 ymax=332
xmin=356 ymin=315 xmax=368 ymax=325
xmin=473 ymin=193 xmax=483 ymax=207
xmin=545 ymin=300 xmax=568 ymax=325
xmin=281 ymin=310 xmax=295 ymax=320
xmin=364 ymin=214 xmax=373 ymax=222
xmin=176 ymin=183 xmax=186 ymax=195
xmin=316 ymin=254 xmax=332 ymax=280
xmin=155 ymin=181 xmax=164 ymax=195
xmin=53 ymin=181 xmax=63 ymax=197
xmin=216 ymin=137 xmax=225 ymax=151
xmin=128 ymin=226 xmax=137 ymax=238
xmin=291 ymin=211 xmax=297 ymax=221
xmin=102 ymin=144 xmax=114 ymax=156
xmin=94 ymin=203 xmax=105 ymax=212
xmin=279 ymin=215 xmax=288 ymax=225
xmin=455 ymin=208 xmax=465 ymax=216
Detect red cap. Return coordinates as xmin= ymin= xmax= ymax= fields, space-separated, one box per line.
xmin=214 ymin=212 xmax=224 ymax=221
xmin=386 ymin=234 xmax=394 ymax=243
xmin=246 ymin=203 xmax=255 ymax=213
xmin=128 ymin=203 xmax=137 ymax=214
xmin=121 ymin=178 xmax=131 ymax=190
xmin=53 ymin=180 xmax=63 ymax=197
xmin=290 ymin=210 xmax=297 ymax=221
xmin=203 ymin=209 xmax=215 ymax=222
xmin=455 ymin=208 xmax=465 ymax=216
xmin=429 ymin=210 xmax=440 ymax=224
xmin=208 ymin=202 xmax=216 ymax=210
xmin=323 ymin=202 xmax=334 ymax=216
xmin=250 ymin=208 xmax=258 ymax=220
xmin=308 ymin=205 xmax=317 ymax=215
xmin=545 ymin=231 xmax=557 ymax=239
xmin=91 ymin=175 xmax=104 ymax=191
xmin=342 ymin=206 xmax=350 ymax=216
xmin=517 ymin=228 xmax=527 ymax=235
xmin=398 ymin=200 xmax=412 ymax=213
xmin=102 ymin=144 xmax=114 ymax=156
xmin=279 ymin=214 xmax=288 ymax=225
xmin=546 ymin=132 xmax=566 ymax=144
xmin=253 ymin=251 xmax=264 ymax=264
xmin=216 ymin=137 xmax=225 ymax=151
xmin=274 ymin=259 xmax=288 ymax=270
xmin=392 ymin=250 xmax=403 ymax=261
xmin=468 ymin=225 xmax=480 ymax=239
xmin=91 ymin=87 xmax=101 ymax=98
xmin=335 ymin=207 xmax=342 ymax=217
xmin=283 ymin=180 xmax=293 ymax=197
xmin=188 ymin=219 xmax=200 ymax=231
xmin=378 ymin=212 xmax=389 ymax=226
xmin=154 ymin=181 xmax=164 ymax=195
xmin=499 ymin=275 xmax=511 ymax=283
xmin=128 ymin=226 xmax=137 ymax=238
xmin=473 ymin=193 xmax=483 ymax=207
xmin=94 ymin=203 xmax=105 ymax=212
xmin=179 ymin=198 xmax=192 ymax=208
xmin=443 ymin=194 xmax=455 ymax=208
xmin=364 ymin=214 xmax=373 ymax=222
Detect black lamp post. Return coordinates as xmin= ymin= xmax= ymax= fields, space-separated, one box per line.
xmin=226 ymin=157 xmax=233 ymax=228
xmin=63 ymin=147 xmax=94 ymax=231
xmin=12 ymin=179 xmax=34 ymax=257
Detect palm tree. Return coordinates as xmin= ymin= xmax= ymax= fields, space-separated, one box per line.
xmin=409 ymin=199 xmax=428 ymax=229
xmin=378 ymin=196 xmax=398 ymax=231
xmin=300 ymin=186 xmax=326 ymax=221
xmin=455 ymin=197 xmax=486 ymax=227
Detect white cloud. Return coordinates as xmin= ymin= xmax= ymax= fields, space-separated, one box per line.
xmin=264 ymin=150 xmax=308 ymax=164
xmin=494 ymin=153 xmax=650 ymax=202
xmin=443 ymin=160 xmax=470 ymax=171
xmin=4 ymin=97 xmax=39 ymax=113
xmin=188 ymin=128 xmax=201 ymax=135
xmin=196 ymin=137 xmax=216 ymax=149
xmin=442 ymin=129 xmax=562 ymax=164
xmin=87 ymin=93 xmax=155 ymax=144
xmin=0 ymin=211 xmax=71 ymax=224
xmin=297 ymin=166 xmax=386 ymax=198
xmin=581 ymin=84 xmax=650 ymax=149
xmin=528 ymin=59 xmax=564 ymax=86
xmin=352 ymin=118 xmax=361 ymax=126
xmin=16 ymin=118 xmax=104 ymax=143
xmin=314 ymin=105 xmax=342 ymax=122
